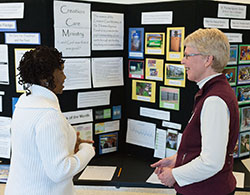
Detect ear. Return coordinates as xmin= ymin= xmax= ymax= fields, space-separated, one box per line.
xmin=40 ymin=79 xmax=49 ymax=87
xmin=204 ymin=55 xmax=214 ymax=68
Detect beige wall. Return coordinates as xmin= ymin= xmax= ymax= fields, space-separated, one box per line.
xmin=82 ymin=0 xmax=250 ymax=5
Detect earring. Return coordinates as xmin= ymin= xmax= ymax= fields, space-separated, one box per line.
xmin=44 ymin=81 xmax=49 ymax=87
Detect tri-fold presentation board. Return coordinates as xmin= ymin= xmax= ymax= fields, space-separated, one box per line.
xmin=0 ymin=0 xmax=250 ymax=164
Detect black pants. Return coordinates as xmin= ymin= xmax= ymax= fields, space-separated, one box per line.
xmin=176 ymin=189 xmax=235 ymax=195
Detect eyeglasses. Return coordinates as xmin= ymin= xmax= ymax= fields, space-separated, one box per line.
xmin=184 ymin=53 xmax=203 ymax=59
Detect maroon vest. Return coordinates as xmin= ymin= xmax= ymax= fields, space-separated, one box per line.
xmin=174 ymin=74 xmax=239 ymax=195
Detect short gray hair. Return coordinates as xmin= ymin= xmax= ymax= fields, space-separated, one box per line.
xmin=184 ymin=28 xmax=230 ymax=72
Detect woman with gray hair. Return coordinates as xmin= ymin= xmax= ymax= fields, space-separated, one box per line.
xmin=151 ymin=28 xmax=239 ymax=195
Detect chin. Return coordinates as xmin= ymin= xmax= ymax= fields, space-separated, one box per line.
xmin=187 ymin=76 xmax=195 ymax=82
xmin=57 ymin=89 xmax=64 ymax=94
xmin=53 ymin=88 xmax=64 ymax=94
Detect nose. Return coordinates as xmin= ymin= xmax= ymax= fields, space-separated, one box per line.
xmin=63 ymin=72 xmax=66 ymax=81
xmin=181 ymin=57 xmax=185 ymax=65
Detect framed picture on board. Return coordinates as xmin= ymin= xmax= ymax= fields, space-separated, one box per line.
xmin=145 ymin=32 xmax=165 ymax=55
xmin=128 ymin=60 xmax=144 ymax=79
xmin=128 ymin=27 xmax=144 ymax=59
xmin=99 ymin=132 xmax=118 ymax=155
xmin=166 ymin=27 xmax=185 ymax=61
xmin=239 ymin=130 xmax=250 ymax=157
xmin=240 ymin=106 xmax=250 ymax=132
xmin=132 ymin=80 xmax=156 ymax=103
xmin=223 ymin=66 xmax=237 ymax=86
xmin=159 ymin=86 xmax=180 ymax=110
xmin=238 ymin=65 xmax=250 ymax=85
xmin=237 ymin=85 xmax=250 ymax=105
xmin=165 ymin=64 xmax=186 ymax=87
xmin=239 ymin=44 xmax=250 ymax=64
xmin=228 ymin=45 xmax=238 ymax=65
xmin=145 ymin=58 xmax=164 ymax=81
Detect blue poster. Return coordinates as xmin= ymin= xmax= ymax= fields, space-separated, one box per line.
xmin=12 ymin=97 xmax=19 ymax=114
xmin=112 ymin=105 xmax=121 ymax=120
xmin=128 ymin=28 xmax=144 ymax=59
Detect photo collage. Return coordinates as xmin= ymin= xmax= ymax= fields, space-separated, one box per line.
xmin=128 ymin=27 xmax=185 ymax=158
xmin=222 ymin=44 xmax=250 ymax=157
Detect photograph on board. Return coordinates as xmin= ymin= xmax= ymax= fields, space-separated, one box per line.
xmin=166 ymin=27 xmax=185 ymax=61
xmin=165 ymin=64 xmax=186 ymax=87
xmin=239 ymin=44 xmax=250 ymax=64
xmin=145 ymin=32 xmax=165 ymax=55
xmin=159 ymin=86 xmax=180 ymax=110
xmin=145 ymin=58 xmax=164 ymax=81
xmin=132 ymin=80 xmax=156 ymax=103
xmin=223 ymin=66 xmax=237 ymax=86
xmin=128 ymin=27 xmax=144 ymax=59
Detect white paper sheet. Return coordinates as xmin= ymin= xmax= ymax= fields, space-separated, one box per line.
xmin=0 ymin=3 xmax=24 ymax=19
xmin=0 ymin=44 xmax=9 ymax=85
xmin=73 ymin=123 xmax=93 ymax=141
xmin=233 ymin=171 xmax=245 ymax=188
xmin=0 ymin=20 xmax=16 ymax=32
xmin=162 ymin=121 xmax=181 ymax=130
xmin=154 ymin=128 xmax=167 ymax=159
xmin=146 ymin=171 xmax=162 ymax=185
xmin=140 ymin=107 xmax=170 ymax=121
xmin=218 ymin=4 xmax=246 ymax=19
xmin=5 ymin=33 xmax=40 ymax=45
xmin=0 ymin=97 xmax=2 ymax=112
xmin=231 ymin=20 xmax=250 ymax=30
xmin=95 ymin=120 xmax=120 ymax=134
xmin=54 ymin=28 xmax=90 ymax=57
xmin=63 ymin=109 xmax=93 ymax=124
xmin=224 ymin=33 xmax=242 ymax=43
xmin=63 ymin=58 xmax=91 ymax=90
xmin=126 ymin=118 xmax=156 ymax=149
xmin=242 ymin=158 xmax=250 ymax=172
xmin=0 ymin=91 xmax=4 ymax=112
xmin=77 ymin=90 xmax=111 ymax=108
xmin=92 ymin=12 xmax=124 ymax=50
xmin=203 ymin=17 xmax=229 ymax=29
xmin=14 ymin=48 xmax=33 ymax=93
xmin=141 ymin=11 xmax=173 ymax=24
xmin=92 ymin=57 xmax=124 ymax=88
xmin=0 ymin=117 xmax=11 ymax=159
xmin=79 ymin=166 xmax=117 ymax=181
xmin=54 ymin=1 xmax=90 ymax=57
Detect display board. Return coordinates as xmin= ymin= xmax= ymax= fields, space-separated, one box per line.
xmin=0 ymin=0 xmax=250 ymax=168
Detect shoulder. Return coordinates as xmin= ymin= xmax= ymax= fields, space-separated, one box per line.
xmin=36 ymin=109 xmax=67 ymax=131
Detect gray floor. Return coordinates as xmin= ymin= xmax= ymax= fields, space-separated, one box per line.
xmin=1 ymin=184 xmax=249 ymax=194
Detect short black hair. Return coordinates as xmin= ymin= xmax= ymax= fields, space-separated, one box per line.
xmin=18 ymin=46 xmax=65 ymax=90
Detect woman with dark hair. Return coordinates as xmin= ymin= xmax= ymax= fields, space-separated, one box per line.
xmin=5 ymin=46 xmax=95 ymax=195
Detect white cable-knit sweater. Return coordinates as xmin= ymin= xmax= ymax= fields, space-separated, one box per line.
xmin=5 ymin=85 xmax=95 ymax=195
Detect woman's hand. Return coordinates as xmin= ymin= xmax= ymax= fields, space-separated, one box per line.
xmin=74 ymin=132 xmax=94 ymax=153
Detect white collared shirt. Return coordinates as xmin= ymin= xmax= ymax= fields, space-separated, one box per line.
xmin=172 ymin=74 xmax=230 ymax=187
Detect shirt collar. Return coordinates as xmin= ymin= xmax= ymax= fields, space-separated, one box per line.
xmin=197 ymin=73 xmax=222 ymax=89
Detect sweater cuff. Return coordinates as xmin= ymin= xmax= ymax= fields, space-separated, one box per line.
xmin=172 ymin=167 xmax=186 ymax=187
xmin=77 ymin=143 xmax=95 ymax=168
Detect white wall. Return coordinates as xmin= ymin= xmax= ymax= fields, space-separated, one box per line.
xmin=83 ymin=0 xmax=250 ymax=4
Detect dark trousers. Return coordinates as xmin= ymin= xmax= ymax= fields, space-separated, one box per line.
xmin=176 ymin=189 xmax=235 ymax=195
